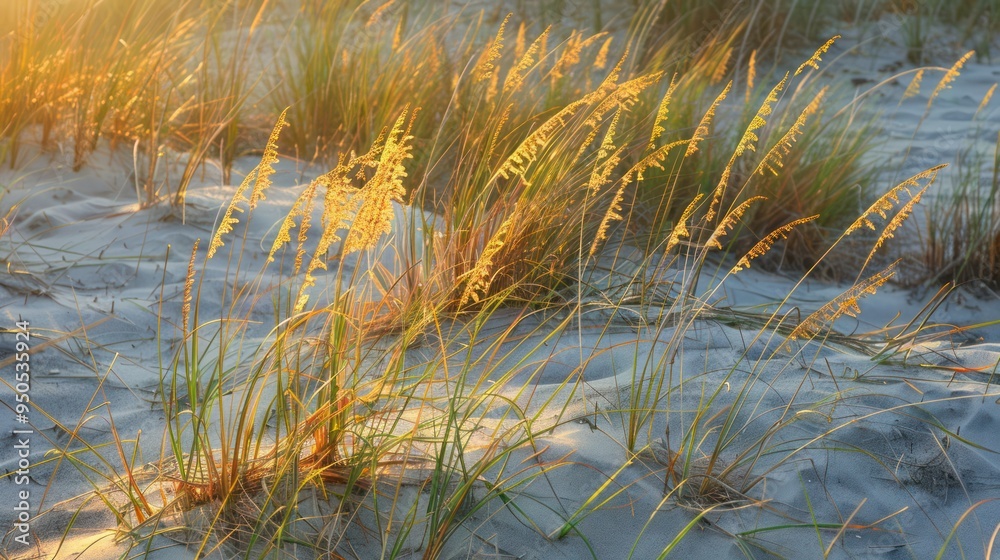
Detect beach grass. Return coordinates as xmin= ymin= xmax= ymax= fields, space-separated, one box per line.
xmin=3 ymin=1 xmax=1000 ymax=559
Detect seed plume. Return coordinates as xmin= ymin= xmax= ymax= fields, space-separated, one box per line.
xmin=686 ymin=81 xmax=731 ymax=157
xmin=731 ymin=215 xmax=818 ymax=273
xmin=795 ymin=35 xmax=839 ymax=76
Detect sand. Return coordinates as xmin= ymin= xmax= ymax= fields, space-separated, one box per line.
xmin=1 ymin=7 xmax=999 ymax=560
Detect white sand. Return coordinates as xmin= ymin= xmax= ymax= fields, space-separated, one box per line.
xmin=2 ymin=10 xmax=1000 ymax=560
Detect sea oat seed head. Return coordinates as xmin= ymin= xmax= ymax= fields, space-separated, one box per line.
xmin=731 ymin=215 xmax=818 ymax=273
xmin=686 ymin=81 xmax=731 ymax=158
xmin=460 ymin=216 xmax=513 ymax=306
xmin=707 ymin=196 xmax=766 ymax=249
xmin=928 ymin=50 xmax=974 ymax=111
xmin=795 ymin=35 xmax=840 ymax=76
xmin=902 ymin=69 xmax=924 ymax=101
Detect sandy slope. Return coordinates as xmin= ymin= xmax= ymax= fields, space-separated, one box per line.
xmin=2 ymin=10 xmax=1000 ymax=560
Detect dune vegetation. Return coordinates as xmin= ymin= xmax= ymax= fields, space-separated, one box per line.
xmin=1 ymin=1 xmax=999 ymax=559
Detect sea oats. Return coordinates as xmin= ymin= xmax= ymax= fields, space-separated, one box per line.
xmin=596 ymin=105 xmax=622 ymax=164
xmin=707 ymin=196 xmax=765 ymax=249
xmin=587 ymin=132 xmax=624 ymax=199
xmin=927 ymin=50 xmax=974 ymax=111
xmin=487 ymin=103 xmax=514 ymax=162
xmin=538 ymin=27 xmax=549 ymax=75
xmin=304 ymin=167 xmax=354 ymax=276
xmin=731 ymin=215 xmax=818 ymax=273
xmin=599 ymin=46 xmax=627 ymax=90
xmin=647 ymin=73 xmax=678 ymax=152
xmin=735 ymin=73 xmax=787 ymax=157
xmin=862 ymin=182 xmax=931 ymax=271
xmin=268 ymin=179 xmax=317 ymax=264
xmin=902 ymin=69 xmax=924 ymax=101
xmin=514 ymin=20 xmax=526 ymax=61
xmin=590 ymin=179 xmax=628 ymax=256
xmin=551 ymin=31 xmax=581 ymax=80
xmin=503 ymin=25 xmax=552 ymax=95
xmin=594 ymin=36 xmax=613 ymax=69
xmin=789 ymin=260 xmax=898 ymax=340
xmin=845 ymin=164 xmax=946 ymax=236
xmin=795 ymin=35 xmax=840 ymax=76
xmin=476 ymin=13 xmax=510 ymax=84
xmin=754 ymin=88 xmax=826 ymax=176
xmin=746 ymin=49 xmax=757 ymax=102
xmin=504 ymin=25 xmax=550 ymax=95
xmin=625 ymin=139 xmax=689 ymax=183
xmin=344 ymin=108 xmax=415 ymax=254
xmin=712 ymin=47 xmax=733 ymax=85
xmin=976 ymin=83 xmax=996 ymax=117
xmin=552 ymin=32 xmax=605 ymax=80
xmin=182 ymin=239 xmax=199 ymax=338
xmin=208 ymin=167 xmax=255 ymax=259
xmin=460 ymin=216 xmax=513 ymax=306
xmin=586 ymin=72 xmax=660 ymax=129
xmin=496 ymin=96 xmax=593 ymax=181
xmin=392 ymin=17 xmax=404 ymax=51
xmin=571 ymin=74 xmax=658 ymax=167
xmin=686 ymin=81 xmax=731 ymax=157
xmin=665 ymin=193 xmax=704 ymax=254
xmin=366 ymin=0 xmax=399 ymax=27
xmin=294 ymin=180 xmax=319 ymax=275
xmin=705 ymin=164 xmax=732 ymax=223
xmin=295 ymin=166 xmax=356 ymax=312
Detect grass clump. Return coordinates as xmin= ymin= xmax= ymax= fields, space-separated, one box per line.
xmin=10 ymin=2 xmax=1000 ymax=560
